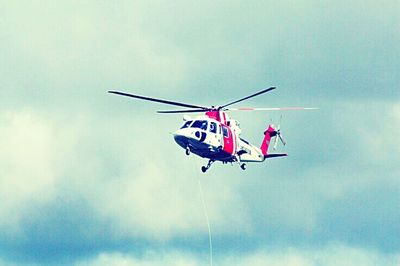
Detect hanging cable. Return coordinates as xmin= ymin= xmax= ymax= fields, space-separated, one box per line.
xmin=198 ymin=178 xmax=213 ymax=266
xmin=192 ymin=157 xmax=213 ymax=266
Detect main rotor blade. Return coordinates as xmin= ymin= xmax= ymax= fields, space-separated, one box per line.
xmin=220 ymin=87 xmax=276 ymax=109
xmin=108 ymin=90 xmax=209 ymax=110
xmin=157 ymin=109 xmax=211 ymax=114
xmin=226 ymin=107 xmax=318 ymax=111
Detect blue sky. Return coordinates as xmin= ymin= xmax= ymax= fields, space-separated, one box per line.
xmin=0 ymin=1 xmax=399 ymax=265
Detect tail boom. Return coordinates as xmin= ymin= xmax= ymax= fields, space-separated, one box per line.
xmin=260 ymin=125 xmax=287 ymax=159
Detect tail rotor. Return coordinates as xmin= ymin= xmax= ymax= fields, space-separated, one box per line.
xmin=273 ymin=115 xmax=286 ymax=150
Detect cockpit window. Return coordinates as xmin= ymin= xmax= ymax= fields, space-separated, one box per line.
xmin=191 ymin=120 xmax=208 ymax=130
xmin=181 ymin=120 xmax=193 ymax=129
xmin=209 ymin=122 xmax=217 ymax=133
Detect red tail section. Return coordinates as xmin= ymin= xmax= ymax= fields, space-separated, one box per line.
xmin=260 ymin=125 xmax=277 ymax=156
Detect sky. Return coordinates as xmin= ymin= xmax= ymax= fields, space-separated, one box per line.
xmin=0 ymin=1 xmax=399 ymax=265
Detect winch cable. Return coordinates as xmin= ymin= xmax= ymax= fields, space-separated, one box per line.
xmin=192 ymin=157 xmax=213 ymax=266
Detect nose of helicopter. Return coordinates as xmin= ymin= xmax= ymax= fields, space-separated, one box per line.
xmin=173 ymin=127 xmax=210 ymax=150
xmin=173 ymin=129 xmax=190 ymax=138
xmin=173 ymin=128 xmax=193 ymax=149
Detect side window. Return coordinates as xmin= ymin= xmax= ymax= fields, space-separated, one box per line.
xmin=181 ymin=120 xmax=192 ymax=129
xmin=222 ymin=126 xmax=229 ymax=138
xmin=209 ymin=122 xmax=217 ymax=133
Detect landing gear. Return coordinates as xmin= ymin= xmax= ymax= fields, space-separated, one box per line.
xmin=185 ymin=146 xmax=191 ymax=156
xmin=235 ymin=155 xmax=247 ymax=171
xmin=201 ymin=160 xmax=215 ymax=173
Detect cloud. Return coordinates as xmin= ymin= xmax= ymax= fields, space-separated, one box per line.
xmin=0 ymin=110 xmax=56 ymax=232
xmin=75 ymin=251 xmax=201 ymax=266
xmin=0 ymin=1 xmax=188 ymax=110
xmin=72 ymin=117 xmax=252 ymax=241
xmin=1 ymin=1 xmax=398 ymax=112
xmin=0 ymin=109 xmax=252 ymax=262
xmin=75 ymin=245 xmax=400 ymax=266
xmin=1 ymin=99 xmax=399 ymax=264
xmin=0 ymin=1 xmax=399 ymax=265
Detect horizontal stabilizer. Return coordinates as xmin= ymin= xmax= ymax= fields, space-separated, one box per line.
xmin=264 ymin=153 xmax=287 ymax=159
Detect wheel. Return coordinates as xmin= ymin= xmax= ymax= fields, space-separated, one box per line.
xmin=240 ymin=163 xmax=246 ymax=170
xmin=201 ymin=166 xmax=207 ymax=173
xmin=185 ymin=147 xmax=190 ymax=156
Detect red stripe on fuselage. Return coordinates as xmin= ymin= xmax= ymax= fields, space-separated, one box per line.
xmin=205 ymin=110 xmax=236 ymax=156
xmin=222 ymin=125 xmax=235 ymax=155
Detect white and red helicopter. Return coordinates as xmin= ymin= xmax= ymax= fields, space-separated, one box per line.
xmin=109 ymin=87 xmax=316 ymax=172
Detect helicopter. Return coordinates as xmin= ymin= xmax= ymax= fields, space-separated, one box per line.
xmin=108 ymin=87 xmax=316 ymax=172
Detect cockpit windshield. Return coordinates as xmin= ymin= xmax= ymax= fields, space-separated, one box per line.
xmin=191 ymin=120 xmax=208 ymax=130
xmin=180 ymin=120 xmax=193 ymax=129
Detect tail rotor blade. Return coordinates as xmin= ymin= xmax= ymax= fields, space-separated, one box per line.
xmin=279 ymin=134 xmax=286 ymax=146
xmin=273 ymin=135 xmax=279 ymax=150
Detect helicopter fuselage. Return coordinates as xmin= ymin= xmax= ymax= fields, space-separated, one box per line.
xmin=173 ymin=112 xmax=266 ymax=166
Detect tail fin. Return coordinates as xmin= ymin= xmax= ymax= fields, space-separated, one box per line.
xmin=260 ymin=125 xmax=277 ymax=156
xmin=260 ymin=125 xmax=287 ymax=159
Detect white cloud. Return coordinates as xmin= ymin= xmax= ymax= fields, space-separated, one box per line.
xmin=298 ymin=100 xmax=400 ymax=191
xmin=75 ymin=245 xmax=400 ymax=266
xmin=2 ymin=101 xmax=398 ymax=243
xmin=0 ymin=1 xmax=188 ymax=99
xmin=0 ymin=110 xmax=56 ymax=232
xmin=78 ymin=117 xmax=253 ymax=240
xmin=0 ymin=108 xmax=251 ymax=241
xmin=75 ymin=251 xmax=201 ymax=266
